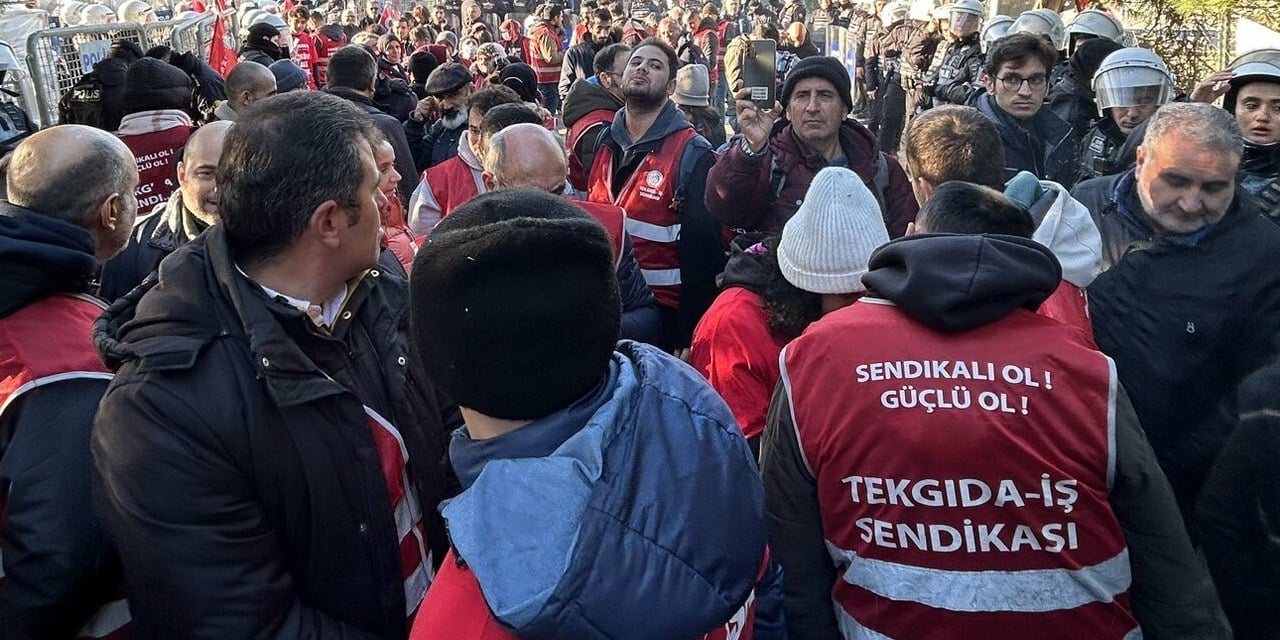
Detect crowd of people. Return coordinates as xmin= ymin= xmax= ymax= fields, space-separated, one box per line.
xmin=2 ymin=0 xmax=1280 ymax=638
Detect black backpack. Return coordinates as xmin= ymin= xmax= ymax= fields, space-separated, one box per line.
xmin=58 ymin=70 xmax=107 ymax=128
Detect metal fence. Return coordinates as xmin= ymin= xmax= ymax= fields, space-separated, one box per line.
xmin=21 ymin=13 xmax=213 ymax=126
xmin=24 ymin=21 xmax=146 ymax=128
xmin=168 ymin=11 xmax=218 ymax=60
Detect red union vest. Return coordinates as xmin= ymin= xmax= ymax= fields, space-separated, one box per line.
xmin=586 ymin=127 xmax=697 ymax=309
xmin=572 ymin=199 xmax=625 ymax=267
xmin=781 ymin=298 xmax=1138 ymax=639
xmin=425 ymin=154 xmax=485 ymax=221
xmin=565 ymin=107 xmax=616 ymax=191
xmin=0 ymin=293 xmax=132 ymax=639
xmin=524 ymin=23 xmax=562 ymax=85
xmin=410 ymin=549 xmax=762 ymax=640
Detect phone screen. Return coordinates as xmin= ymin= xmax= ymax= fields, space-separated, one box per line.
xmin=743 ymin=38 xmax=777 ymax=109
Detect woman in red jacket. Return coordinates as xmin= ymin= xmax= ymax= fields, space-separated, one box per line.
xmin=691 ymin=167 xmax=891 ymax=453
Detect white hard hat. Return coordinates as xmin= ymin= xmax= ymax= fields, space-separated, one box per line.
xmin=1068 ymin=9 xmax=1123 ymax=42
xmin=1224 ymin=49 xmax=1280 ymax=113
xmin=981 ymin=14 xmax=1013 ymax=50
xmin=881 ymin=0 xmax=908 ymax=23
xmin=949 ymin=0 xmax=983 ymax=17
xmin=1010 ymin=8 xmax=1066 ymax=51
xmin=909 ymin=0 xmax=935 ymax=21
xmin=59 ymin=0 xmax=88 ymax=25
xmin=1092 ymin=47 xmax=1174 ymax=115
xmin=116 ymin=0 xmax=153 ymax=23
xmin=80 ymin=3 xmax=116 ymax=24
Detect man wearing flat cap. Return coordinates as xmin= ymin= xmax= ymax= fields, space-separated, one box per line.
xmin=405 ymin=61 xmax=475 ymax=171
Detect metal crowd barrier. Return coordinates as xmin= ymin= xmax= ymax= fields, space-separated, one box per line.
xmin=168 ymin=11 xmax=218 ymax=60
xmin=25 ymin=21 xmax=146 ymax=127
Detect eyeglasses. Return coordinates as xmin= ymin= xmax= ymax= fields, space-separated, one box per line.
xmin=996 ymin=74 xmax=1048 ymax=91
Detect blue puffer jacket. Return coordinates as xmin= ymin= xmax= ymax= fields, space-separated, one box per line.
xmin=442 ymin=340 xmax=781 ymax=639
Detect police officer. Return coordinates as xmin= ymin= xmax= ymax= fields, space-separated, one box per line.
xmin=1077 ymin=48 xmax=1172 ymax=181
xmin=980 ymin=14 xmax=1012 ymax=53
xmin=0 ymin=42 xmax=35 ymax=159
xmin=869 ymin=0 xmax=921 ymax=150
xmin=927 ymin=0 xmax=983 ymax=107
xmin=1009 ymin=8 xmax=1067 ymax=87
xmin=1210 ymin=49 xmax=1280 ymax=223
xmin=1066 ymin=9 xmax=1125 ymax=56
xmin=899 ymin=0 xmax=941 ymax=122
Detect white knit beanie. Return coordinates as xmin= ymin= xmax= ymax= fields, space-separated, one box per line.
xmin=777 ymin=166 xmax=891 ymax=294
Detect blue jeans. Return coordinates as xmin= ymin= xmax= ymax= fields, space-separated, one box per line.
xmin=538 ymin=82 xmax=561 ymax=115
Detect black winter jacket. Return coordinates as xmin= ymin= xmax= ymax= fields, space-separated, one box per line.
xmin=0 ymin=201 xmax=123 ymax=639
xmin=91 ymin=225 xmax=459 ymax=639
xmin=1077 ymin=172 xmax=1280 ymax=516
xmin=326 ymin=86 xmax=418 ymax=207
xmin=1197 ymin=361 xmax=1280 ymax=640
xmin=976 ymin=92 xmax=1079 ymax=188
xmin=97 ymin=200 xmax=195 ymax=302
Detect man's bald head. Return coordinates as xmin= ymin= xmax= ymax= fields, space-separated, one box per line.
xmin=6 ymin=125 xmax=139 ymax=260
xmin=179 ymin=121 xmax=234 ymax=223
xmin=483 ymin=123 xmax=568 ymax=195
xmin=226 ymin=61 xmax=278 ymax=111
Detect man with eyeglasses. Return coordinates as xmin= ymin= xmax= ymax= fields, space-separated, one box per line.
xmin=563 ymin=43 xmax=632 ymax=191
xmin=975 ymin=32 xmax=1078 ymax=187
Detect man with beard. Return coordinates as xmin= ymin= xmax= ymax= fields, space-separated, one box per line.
xmin=558 ymin=8 xmax=618 ymax=103
xmin=405 ymin=61 xmax=474 ymax=172
xmin=98 ymin=121 xmax=234 ymax=301
xmin=1073 ymin=102 xmax=1280 ymax=521
xmin=586 ymin=38 xmax=720 ymax=355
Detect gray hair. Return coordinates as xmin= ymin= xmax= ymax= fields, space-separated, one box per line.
xmin=485 ymin=123 xmax=566 ymax=183
xmin=1142 ymin=102 xmax=1243 ymax=159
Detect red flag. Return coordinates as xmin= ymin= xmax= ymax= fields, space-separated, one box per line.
xmin=209 ymin=0 xmax=238 ymax=77
xmin=282 ymin=0 xmax=295 ymax=11
xmin=380 ymin=5 xmax=395 ymax=30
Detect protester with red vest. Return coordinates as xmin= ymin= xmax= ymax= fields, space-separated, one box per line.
xmin=310 ymin=14 xmax=349 ymax=87
xmin=408 ymin=84 xmax=523 ymax=234
xmin=899 ymin=105 xmax=1101 ymax=339
xmin=482 ymin=122 xmax=661 ymax=344
xmin=586 ymin=37 xmax=722 ymax=353
xmin=562 ymin=42 xmax=630 ymax=191
xmin=0 ymin=126 xmax=140 ymax=640
xmin=406 ymin=187 xmax=780 ymax=640
xmin=91 ymin=91 xmax=457 ymax=637
xmin=524 ymin=3 xmax=566 ymax=113
xmin=762 ymin=223 xmax=1231 ymax=637
xmin=288 ymin=6 xmax=317 ymax=88
xmin=692 ymin=167 xmax=888 ymax=452
xmin=115 ymin=58 xmax=197 ymax=213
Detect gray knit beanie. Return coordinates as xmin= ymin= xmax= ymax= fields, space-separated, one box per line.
xmin=777 ymin=166 xmax=890 ymax=294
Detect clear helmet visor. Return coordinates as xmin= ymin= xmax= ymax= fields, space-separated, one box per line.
xmin=950 ymin=11 xmax=981 ymax=33
xmin=0 ymin=45 xmax=18 ymax=72
xmin=1095 ymin=72 xmax=1172 ymax=112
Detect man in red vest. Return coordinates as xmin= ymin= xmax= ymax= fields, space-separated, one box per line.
xmin=407 ymin=84 xmax=523 ymax=234
xmin=561 ymin=42 xmax=630 ymax=191
xmin=762 ymin=198 xmax=1231 ymax=637
xmin=482 ymin=121 xmax=660 ymax=343
xmin=524 ymin=3 xmax=566 ymax=113
xmin=586 ymin=37 xmax=722 ymax=354
xmin=0 ymin=125 xmax=139 ymax=639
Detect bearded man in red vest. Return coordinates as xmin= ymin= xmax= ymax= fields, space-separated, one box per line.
xmin=762 ymin=182 xmax=1231 ymax=639
xmin=0 ymin=125 xmax=139 ymax=639
xmin=586 ymin=37 xmax=722 ymax=354
xmin=562 ymin=42 xmax=630 ymax=191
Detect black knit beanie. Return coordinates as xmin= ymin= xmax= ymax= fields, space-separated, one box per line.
xmin=410 ymin=189 xmax=621 ymax=420
xmin=781 ymin=55 xmax=853 ymax=113
xmin=121 ymin=58 xmax=194 ymax=114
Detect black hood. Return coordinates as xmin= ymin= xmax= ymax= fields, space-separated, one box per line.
xmin=716 ymin=232 xmax=774 ymax=293
xmin=562 ymin=79 xmax=623 ymax=127
xmin=0 ymin=201 xmax=99 ymax=318
xmin=862 ymin=234 xmax=1061 ymax=333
